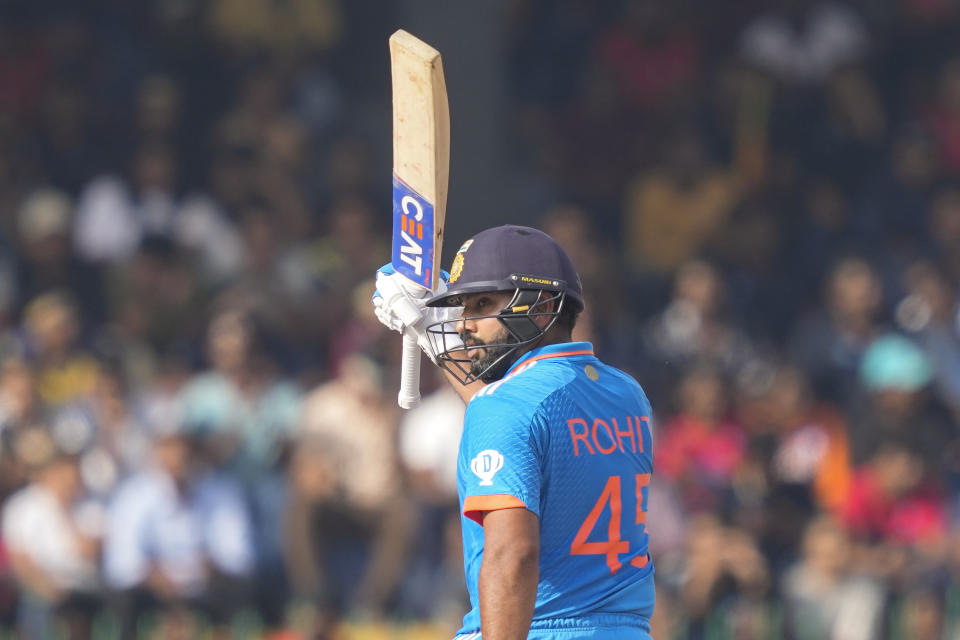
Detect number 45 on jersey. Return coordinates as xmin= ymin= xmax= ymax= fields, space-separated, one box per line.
xmin=571 ymin=473 xmax=651 ymax=573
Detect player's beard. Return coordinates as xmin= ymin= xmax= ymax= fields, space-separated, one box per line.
xmin=463 ymin=325 xmax=520 ymax=383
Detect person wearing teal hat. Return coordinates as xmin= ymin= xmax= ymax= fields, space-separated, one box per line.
xmin=849 ymin=333 xmax=950 ymax=468
xmin=859 ymin=333 xmax=933 ymax=393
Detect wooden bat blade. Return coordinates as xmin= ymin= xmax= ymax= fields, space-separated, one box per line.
xmin=389 ymin=29 xmax=450 ymax=409
xmin=390 ymin=29 xmax=449 ymax=292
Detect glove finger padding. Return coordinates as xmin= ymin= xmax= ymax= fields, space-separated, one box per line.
xmin=372 ymin=296 xmax=404 ymax=333
xmin=371 ymin=268 xmax=461 ymax=365
xmin=375 ymin=270 xmax=428 ymax=327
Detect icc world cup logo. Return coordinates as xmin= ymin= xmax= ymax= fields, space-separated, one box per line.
xmin=471 ymin=449 xmax=504 ymax=486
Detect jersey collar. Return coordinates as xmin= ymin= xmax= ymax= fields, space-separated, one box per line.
xmin=505 ymin=341 xmax=595 ymax=375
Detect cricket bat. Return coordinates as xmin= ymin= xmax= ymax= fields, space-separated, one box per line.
xmin=390 ymin=30 xmax=450 ymax=409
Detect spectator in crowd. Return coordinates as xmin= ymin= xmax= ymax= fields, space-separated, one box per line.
xmin=0 ymin=357 xmax=47 ymax=439
xmin=179 ymin=308 xmax=300 ymax=480
xmin=13 ymin=188 xmax=106 ymax=328
xmin=539 ymin=203 xmax=633 ymax=354
xmin=640 ymin=258 xmax=755 ymax=402
xmin=623 ymin=125 xmax=743 ymax=278
xmin=106 ymin=235 xmax=207 ymax=359
xmin=896 ymin=260 xmax=960 ymax=419
xmin=654 ymin=362 xmax=746 ymax=515
xmin=928 ymin=182 xmax=960 ymax=284
xmin=322 ymin=278 xmax=395 ymax=389
xmin=787 ymin=255 xmax=886 ymax=406
xmin=178 ymin=307 xmax=301 ymax=623
xmin=704 ymin=195 xmax=789 ymax=340
xmin=898 ymin=585 xmax=948 ymax=640
xmin=214 ymin=200 xmax=313 ymax=361
xmin=170 ymin=185 xmax=246 ymax=289
xmin=20 ymin=292 xmax=99 ymax=409
xmin=739 ymin=0 xmax=870 ymax=87
xmin=136 ymin=353 xmax=190 ymax=438
xmin=282 ymin=432 xmax=338 ymax=638
xmin=785 ymin=176 xmax=857 ymax=311
xmin=737 ymin=0 xmax=873 ymax=208
xmin=678 ymin=514 xmax=770 ymax=637
xmin=855 ymin=125 xmax=940 ymax=276
xmin=2 ymin=429 xmax=100 ymax=639
xmin=840 ymin=438 xmax=948 ymax=577
xmin=762 ymin=365 xmax=852 ymax=513
xmin=847 ymin=333 xmax=952 ymax=467
xmin=74 ymin=138 xmax=183 ymax=266
xmin=781 ymin=514 xmax=885 ymax=640
xmin=926 ymin=57 xmax=960 ymax=176
xmin=51 ymin=363 xmax=153 ymax=509
xmin=811 ymin=67 xmax=888 ymax=189
xmin=131 ymin=74 xmax=183 ymax=148
xmin=252 ymin=116 xmax=315 ymax=241
xmin=593 ymin=0 xmax=701 ymax=115
xmin=0 ymin=224 xmax=16 ymax=331
xmin=104 ymin=428 xmax=254 ymax=637
xmin=396 ymin=369 xmax=467 ymax=625
xmin=729 ymin=362 xmax=853 ymax=572
xmin=208 ymin=0 xmax=343 ymax=60
xmin=289 ymin=352 xmax=412 ymax=627
xmin=309 ymin=200 xmax=392 ymax=374
xmin=82 ymin=138 xmax=190 ymax=259
xmin=33 ymin=65 xmax=111 ymax=196
xmin=0 ymin=358 xmax=45 ymax=502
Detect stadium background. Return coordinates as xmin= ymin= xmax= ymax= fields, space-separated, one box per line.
xmin=0 ymin=0 xmax=958 ymax=638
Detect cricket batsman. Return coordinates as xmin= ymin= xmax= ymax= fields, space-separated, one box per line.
xmin=374 ymin=224 xmax=655 ymax=639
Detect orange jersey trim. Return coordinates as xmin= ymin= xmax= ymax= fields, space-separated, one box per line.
xmin=521 ymin=349 xmax=594 ymax=366
xmin=463 ymin=494 xmax=528 ymax=525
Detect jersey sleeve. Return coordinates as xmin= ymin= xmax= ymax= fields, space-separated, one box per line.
xmin=459 ymin=392 xmax=544 ymax=525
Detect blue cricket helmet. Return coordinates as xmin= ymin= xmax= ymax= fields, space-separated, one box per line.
xmin=426 ymin=224 xmax=584 ymax=311
xmin=425 ymin=225 xmax=584 ymax=384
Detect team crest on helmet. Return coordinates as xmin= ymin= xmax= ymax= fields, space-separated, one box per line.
xmin=449 ymin=253 xmax=464 ymax=283
xmin=448 ymin=239 xmax=473 ymax=284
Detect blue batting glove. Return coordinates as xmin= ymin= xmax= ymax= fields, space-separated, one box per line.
xmin=372 ymin=263 xmax=396 ymax=302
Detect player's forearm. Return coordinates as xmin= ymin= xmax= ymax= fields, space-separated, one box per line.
xmin=478 ymin=541 xmax=538 ymax=640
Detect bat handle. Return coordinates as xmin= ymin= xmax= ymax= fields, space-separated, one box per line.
xmin=398 ymin=328 xmax=422 ymax=409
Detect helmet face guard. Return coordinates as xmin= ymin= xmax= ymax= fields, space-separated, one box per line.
xmin=427 ymin=288 xmax=566 ymax=384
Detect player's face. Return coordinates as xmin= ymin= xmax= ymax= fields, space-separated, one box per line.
xmin=457 ymin=291 xmax=516 ymax=377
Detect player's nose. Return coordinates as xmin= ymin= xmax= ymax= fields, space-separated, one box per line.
xmin=459 ymin=315 xmax=476 ymax=335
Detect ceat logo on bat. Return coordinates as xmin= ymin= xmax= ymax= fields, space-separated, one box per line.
xmin=391 ymin=175 xmax=435 ymax=289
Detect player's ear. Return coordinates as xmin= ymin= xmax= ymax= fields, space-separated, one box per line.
xmin=533 ymin=293 xmax=557 ymax=329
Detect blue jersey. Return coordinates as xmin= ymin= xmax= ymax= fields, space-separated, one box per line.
xmin=456 ymin=342 xmax=655 ymax=636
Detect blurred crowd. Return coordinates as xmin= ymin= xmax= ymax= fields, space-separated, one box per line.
xmin=506 ymin=1 xmax=960 ymax=639
xmin=0 ymin=0 xmax=960 ymax=639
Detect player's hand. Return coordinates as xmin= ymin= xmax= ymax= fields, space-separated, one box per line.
xmin=372 ymin=264 xmax=461 ymax=363
xmin=372 ymin=264 xmax=435 ymax=332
